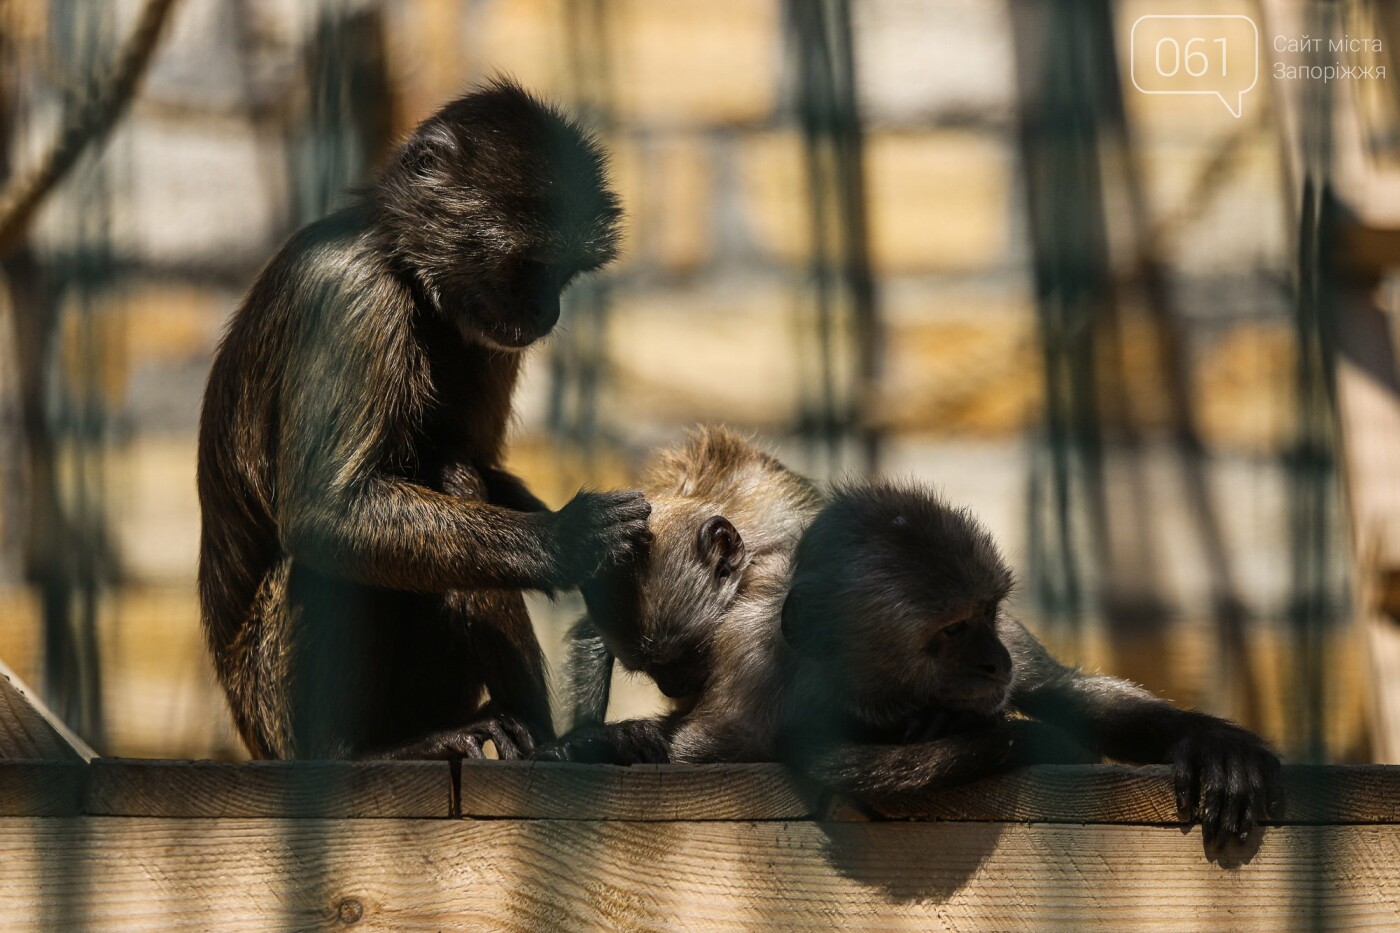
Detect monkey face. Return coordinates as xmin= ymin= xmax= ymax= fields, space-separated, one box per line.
xmin=921 ymin=603 xmax=1012 ymax=713
xmin=785 ymin=481 xmax=1016 ymax=718
xmin=457 ymin=259 xmax=568 ymax=350
xmin=374 ymin=81 xmax=621 ymax=351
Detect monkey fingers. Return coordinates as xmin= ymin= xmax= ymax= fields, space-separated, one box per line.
xmin=533 ymin=720 xmax=672 ymax=765
xmin=375 ymin=710 xmax=534 ymax=761
xmin=1172 ymin=728 xmax=1281 ymax=848
xmin=375 ymin=728 xmax=487 ymax=761
xmin=1195 ymin=753 xmax=1230 ymax=847
xmin=461 ymin=705 xmax=537 ymax=760
xmin=550 ymin=490 xmax=653 ymax=586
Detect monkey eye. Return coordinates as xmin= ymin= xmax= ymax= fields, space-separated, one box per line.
xmin=942 ymin=620 xmax=968 ymax=639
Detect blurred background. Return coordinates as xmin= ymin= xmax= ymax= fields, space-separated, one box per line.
xmin=0 ymin=0 xmax=1396 ymax=763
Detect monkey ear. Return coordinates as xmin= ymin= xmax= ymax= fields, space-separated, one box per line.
xmin=697 ymin=515 xmax=746 ymax=582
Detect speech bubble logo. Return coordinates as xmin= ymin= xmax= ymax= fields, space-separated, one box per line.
xmin=1130 ymin=15 xmax=1259 ymax=118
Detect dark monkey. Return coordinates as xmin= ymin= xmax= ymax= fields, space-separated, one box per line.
xmin=198 ymin=81 xmax=649 ymax=760
xmin=781 ymin=482 xmax=1282 ymax=847
xmin=538 ymin=426 xmax=822 ymax=764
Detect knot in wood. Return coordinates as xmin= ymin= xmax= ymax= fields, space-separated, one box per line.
xmin=337 ymin=898 xmax=364 ymax=925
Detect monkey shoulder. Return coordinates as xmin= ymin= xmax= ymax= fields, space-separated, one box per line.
xmin=239 ymin=208 xmax=406 ymax=343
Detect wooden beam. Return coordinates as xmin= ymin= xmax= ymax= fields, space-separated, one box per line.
xmin=39 ymin=760 xmax=1400 ymax=824
xmin=0 ymin=761 xmax=85 ymax=816
xmin=0 ymin=817 xmax=1395 ymax=931
xmin=455 ymin=761 xmax=815 ymax=821
xmin=0 ymin=659 xmax=93 ymax=762
xmin=869 ymin=764 xmax=1400 ymax=826
xmin=83 ymin=759 xmax=451 ymax=819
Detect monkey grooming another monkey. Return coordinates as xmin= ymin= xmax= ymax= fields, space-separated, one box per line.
xmin=780 ymin=482 xmax=1282 ymax=847
xmin=538 ymin=426 xmax=822 ymax=764
xmin=198 ymin=81 xmax=650 ymax=761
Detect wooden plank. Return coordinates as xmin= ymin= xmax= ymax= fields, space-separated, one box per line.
xmin=63 ymin=761 xmax=1400 ymax=824
xmin=869 ymin=764 xmax=1400 ymax=826
xmin=463 ymin=763 xmax=1400 ymax=825
xmin=84 ymin=759 xmax=452 ymax=819
xmin=458 ymin=761 xmax=815 ymax=821
xmin=0 ymin=659 xmax=93 ymax=761
xmin=0 ymin=761 xmax=85 ymax=816
xmin=1 ymin=817 xmax=1397 ymax=931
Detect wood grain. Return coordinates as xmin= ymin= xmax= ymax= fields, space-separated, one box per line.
xmin=1 ymin=817 xmax=1396 ymax=931
xmin=0 ymin=761 xmax=85 ymax=815
xmin=83 ymin=759 xmax=452 ymax=819
xmin=60 ymin=761 xmax=1400 ymax=824
xmin=457 ymin=761 xmax=814 ymax=821
xmin=867 ymin=764 xmax=1400 ymax=826
xmin=0 ymin=660 xmax=92 ymax=761
xmin=463 ymin=762 xmax=1400 ymax=825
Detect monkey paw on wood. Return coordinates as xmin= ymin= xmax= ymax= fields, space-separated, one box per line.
xmin=1171 ymin=718 xmax=1283 ymax=848
xmin=376 ymin=706 xmax=537 ymax=761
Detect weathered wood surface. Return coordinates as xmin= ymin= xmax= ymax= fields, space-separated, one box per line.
xmin=2 ymin=818 xmax=1396 ymax=932
xmin=869 ymin=764 xmax=1400 ymax=826
xmin=0 ymin=760 xmax=1393 ymax=824
xmin=0 ymin=761 xmax=86 ymax=816
xmin=455 ymin=761 xmax=814 ymax=821
xmin=84 ymin=759 xmax=452 ymax=819
xmin=0 ymin=660 xmax=93 ymax=762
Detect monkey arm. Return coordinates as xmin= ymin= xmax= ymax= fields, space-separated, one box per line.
xmin=565 ymin=615 xmax=614 ymax=729
xmin=1001 ymin=616 xmax=1244 ymax=762
xmin=480 ymin=466 xmax=550 ymax=513
xmin=437 ymin=462 xmax=550 ymax=514
xmin=1001 ymin=616 xmax=1281 ymax=845
xmin=787 ymin=718 xmax=1094 ymax=797
xmin=533 ymin=717 xmax=676 ymax=765
xmin=271 ymin=281 xmax=565 ymax=591
xmin=280 ymin=474 xmax=566 ymax=592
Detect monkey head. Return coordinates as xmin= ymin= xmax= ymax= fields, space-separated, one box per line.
xmin=373 ymin=80 xmax=621 ymax=350
xmin=581 ymin=497 xmax=750 ymax=700
xmin=783 ymin=482 xmax=1015 ymax=720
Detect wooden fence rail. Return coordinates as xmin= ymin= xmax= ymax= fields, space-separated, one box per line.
xmin=5 ymin=662 xmax=1400 ymax=929
xmin=1 ymin=757 xmax=1399 ymax=931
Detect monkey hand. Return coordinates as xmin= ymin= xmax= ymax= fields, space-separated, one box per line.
xmin=533 ymin=722 xmax=671 ymax=765
xmin=1171 ymin=718 xmax=1282 ymax=849
xmin=375 ymin=705 xmax=537 ymax=761
xmin=546 ymin=490 xmax=652 ymax=590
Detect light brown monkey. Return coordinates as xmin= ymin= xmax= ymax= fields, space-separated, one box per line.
xmin=539 ymin=426 xmax=821 ymax=763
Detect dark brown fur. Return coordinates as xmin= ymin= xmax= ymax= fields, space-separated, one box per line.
xmin=782 ymin=482 xmax=1283 ymax=847
xmin=198 ymin=81 xmax=648 ymax=760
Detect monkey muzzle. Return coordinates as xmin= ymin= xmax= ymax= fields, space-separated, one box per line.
xmin=472 ymin=307 xmax=555 ymax=350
